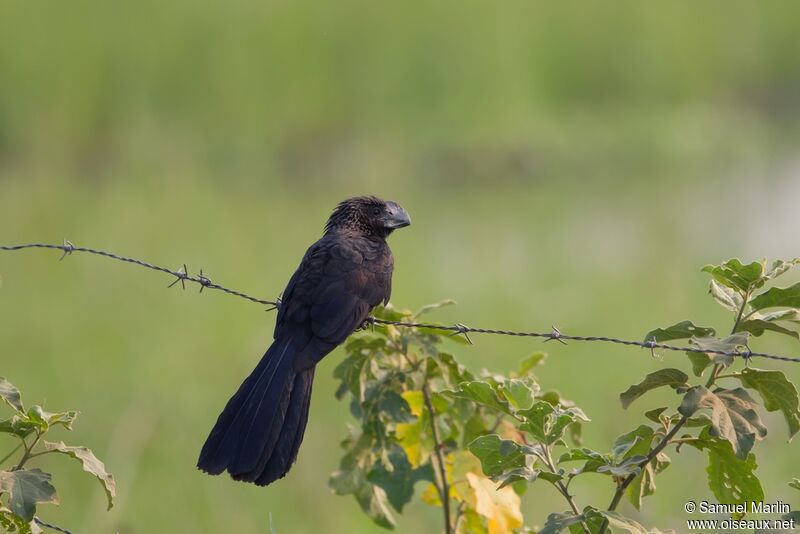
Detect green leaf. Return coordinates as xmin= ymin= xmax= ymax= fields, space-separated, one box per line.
xmin=689 ymin=333 xmax=750 ymax=368
xmin=764 ymin=258 xmax=800 ymax=280
xmin=679 ymin=386 xmax=766 ymax=459
xmin=643 ymin=407 xmax=668 ymax=423
xmin=357 ymin=484 xmax=396 ymax=529
xmin=0 ymin=415 xmax=37 ymax=438
xmin=619 ymin=369 xmax=688 ymax=409
xmin=547 ymin=406 xmax=585 ymax=445
xmin=559 ymin=450 xmax=608 ymax=476
xmin=366 ymin=446 xmax=433 ymax=513
xmin=739 ymin=368 xmax=800 ymax=440
xmin=435 ymin=353 xmax=474 ymax=386
xmin=519 ymin=352 xmax=547 ymax=375
xmin=412 ymin=299 xmax=456 ymax=318
xmin=519 ymin=401 xmax=554 ymax=442
xmin=468 ymin=435 xmax=526 ymax=478
xmin=43 ymin=441 xmax=116 ymax=510
xmin=597 ymin=455 xmax=647 ymax=477
xmin=750 ymin=282 xmax=800 ymax=310
xmin=736 ymin=319 xmax=799 ymax=340
xmin=643 ymin=321 xmax=716 ymax=343
xmin=375 ymin=390 xmax=415 ymax=424
xmin=25 ymin=407 xmax=76 ymax=432
xmin=784 ymin=511 xmax=800 ymax=524
xmin=558 ymin=448 xmax=606 ymax=465
xmin=334 ymin=349 xmax=369 ymax=400
xmin=329 ymin=433 xmax=396 ymax=530
xmin=537 ymin=471 xmax=564 ymax=483
xmin=759 ymin=308 xmax=800 ymax=323
xmin=0 ymin=506 xmax=42 ymax=534
xmin=0 ymin=378 xmax=23 ymax=412
xmin=702 ymin=259 xmax=765 ymax=293
xmin=627 ymin=453 xmax=670 ymax=511
xmin=446 ymin=382 xmax=512 ymax=415
xmin=491 ymin=467 xmax=539 ymax=489
xmin=612 ymin=425 xmax=654 ymax=459
xmin=686 ymin=352 xmax=712 ymax=377
xmin=608 ymin=425 xmax=668 ymax=510
xmin=539 ymin=511 xmax=584 ymax=534
xmin=597 ymin=510 xmax=666 ymax=533
xmin=709 ymin=279 xmax=744 ymax=313
xmin=571 ymin=508 xmax=606 ymax=534
xmin=373 ymin=305 xmax=411 ymax=322
xmin=498 ymin=378 xmax=537 ymax=411
xmin=690 ymin=333 xmax=750 ymax=354
xmin=0 ymin=469 xmax=59 ymax=522
xmin=695 ymin=433 xmax=764 ymax=510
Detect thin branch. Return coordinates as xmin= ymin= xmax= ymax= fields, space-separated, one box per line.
xmin=730 ymin=289 xmax=751 ymax=335
xmin=26 ymin=449 xmax=58 ymax=460
xmin=14 ymin=430 xmax=41 ymax=470
xmin=422 ymin=384 xmax=452 ymax=534
xmin=600 ymin=414 xmax=688 ymax=532
xmin=2 ymin=242 xmax=798 ymax=364
xmin=538 ymin=441 xmax=590 ymax=534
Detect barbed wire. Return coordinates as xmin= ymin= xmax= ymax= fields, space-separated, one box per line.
xmin=2 ymin=241 xmax=800 ymax=364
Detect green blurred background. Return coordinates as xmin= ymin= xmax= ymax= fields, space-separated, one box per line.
xmin=1 ymin=1 xmax=799 ymax=532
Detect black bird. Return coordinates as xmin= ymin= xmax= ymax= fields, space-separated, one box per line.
xmin=198 ymin=196 xmax=411 ymax=486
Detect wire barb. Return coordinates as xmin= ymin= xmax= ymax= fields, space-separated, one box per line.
xmin=544 ymin=326 xmax=567 ymax=345
xmin=59 ymin=239 xmax=75 ymax=261
xmin=644 ymin=339 xmax=659 ymax=359
xmin=168 ymin=264 xmax=189 ymax=289
xmin=2 ymin=242 xmax=800 ymax=365
xmin=448 ymin=323 xmax=473 ymax=344
xmin=197 ymin=268 xmax=212 ymax=293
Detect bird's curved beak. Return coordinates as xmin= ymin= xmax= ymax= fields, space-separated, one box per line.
xmin=385 ymin=202 xmax=411 ymax=229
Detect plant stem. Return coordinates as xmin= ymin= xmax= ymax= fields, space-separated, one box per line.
xmin=598 ymin=294 xmax=749 ymax=534
xmin=0 ymin=442 xmax=24 ymax=467
xmin=422 ymin=384 xmax=452 ymax=534
xmin=714 ymin=373 xmax=741 ymax=380
xmin=601 ymin=415 xmax=688 ymax=528
xmin=26 ymin=450 xmax=57 ymax=461
xmin=731 ymin=289 xmax=751 ymax=335
xmin=540 ymin=442 xmax=590 ymax=534
xmin=14 ymin=430 xmax=41 ymax=470
xmin=452 ymin=501 xmax=466 ymax=532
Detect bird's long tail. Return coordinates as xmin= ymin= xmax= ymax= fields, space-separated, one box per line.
xmin=197 ymin=338 xmax=314 ymax=486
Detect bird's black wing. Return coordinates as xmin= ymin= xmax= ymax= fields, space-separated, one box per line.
xmin=276 ymin=234 xmax=393 ymax=366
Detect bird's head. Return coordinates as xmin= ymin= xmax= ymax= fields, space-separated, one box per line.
xmin=325 ymin=196 xmax=411 ymax=238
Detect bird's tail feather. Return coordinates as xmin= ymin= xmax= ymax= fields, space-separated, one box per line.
xmin=197 ymin=339 xmax=314 ymax=485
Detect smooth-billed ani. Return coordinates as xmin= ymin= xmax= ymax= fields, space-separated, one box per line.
xmin=197 ymin=196 xmax=411 ymax=486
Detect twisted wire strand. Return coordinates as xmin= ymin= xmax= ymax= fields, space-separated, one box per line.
xmin=34 ymin=516 xmax=74 ymax=534
xmin=3 ymin=242 xmax=799 ymax=364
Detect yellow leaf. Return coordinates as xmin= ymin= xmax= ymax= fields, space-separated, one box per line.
xmin=402 ymin=391 xmax=425 ymax=417
xmin=396 ymin=391 xmax=429 ymax=467
xmin=446 ymin=451 xmax=482 ymax=501
xmin=466 ymin=472 xmax=523 ymax=534
xmin=457 ymin=508 xmax=488 ymax=534
xmin=395 ymin=420 xmax=423 ymax=467
xmin=420 ymin=483 xmax=442 ymax=507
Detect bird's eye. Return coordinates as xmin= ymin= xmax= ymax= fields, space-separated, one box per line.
xmin=372 ymin=208 xmax=381 ymax=216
